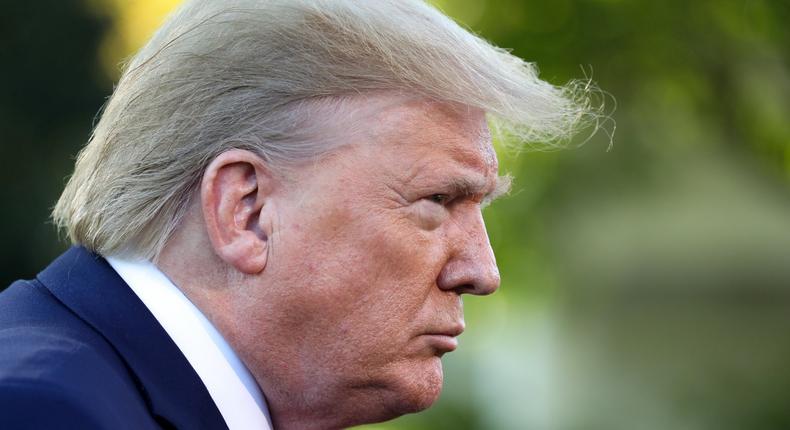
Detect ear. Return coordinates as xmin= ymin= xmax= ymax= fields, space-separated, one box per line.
xmin=201 ymin=149 xmax=277 ymax=274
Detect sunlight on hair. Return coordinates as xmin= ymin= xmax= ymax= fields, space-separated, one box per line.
xmin=93 ymin=0 xmax=182 ymax=78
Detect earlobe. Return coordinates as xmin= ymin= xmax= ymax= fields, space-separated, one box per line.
xmin=201 ymin=149 xmax=276 ymax=274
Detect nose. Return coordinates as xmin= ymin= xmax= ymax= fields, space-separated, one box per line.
xmin=436 ymin=209 xmax=501 ymax=296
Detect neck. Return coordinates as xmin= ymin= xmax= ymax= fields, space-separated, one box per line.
xmin=156 ymin=222 xmax=397 ymax=430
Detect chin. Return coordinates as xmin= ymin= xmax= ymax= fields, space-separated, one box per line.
xmin=388 ymin=356 xmax=445 ymax=415
xmin=339 ymin=357 xmax=445 ymax=428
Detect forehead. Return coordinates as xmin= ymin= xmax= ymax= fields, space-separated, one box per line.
xmin=369 ymin=98 xmax=497 ymax=176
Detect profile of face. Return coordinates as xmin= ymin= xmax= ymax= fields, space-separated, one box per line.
xmin=193 ymin=97 xmax=505 ymax=428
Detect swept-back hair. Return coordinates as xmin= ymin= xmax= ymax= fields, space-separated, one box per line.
xmin=53 ymin=0 xmax=598 ymax=259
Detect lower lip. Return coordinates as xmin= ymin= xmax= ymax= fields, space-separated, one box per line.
xmin=422 ymin=334 xmax=458 ymax=352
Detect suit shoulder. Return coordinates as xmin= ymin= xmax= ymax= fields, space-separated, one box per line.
xmin=0 ymin=279 xmax=119 ymax=383
xmin=0 ymin=280 xmax=159 ymax=429
xmin=0 ymin=378 xmax=113 ymax=429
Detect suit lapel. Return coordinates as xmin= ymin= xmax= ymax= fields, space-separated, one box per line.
xmin=37 ymin=246 xmax=228 ymax=430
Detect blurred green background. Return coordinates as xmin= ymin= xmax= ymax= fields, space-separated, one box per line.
xmin=2 ymin=1 xmax=789 ymax=429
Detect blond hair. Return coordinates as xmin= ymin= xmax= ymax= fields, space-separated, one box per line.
xmin=54 ymin=0 xmax=598 ymax=259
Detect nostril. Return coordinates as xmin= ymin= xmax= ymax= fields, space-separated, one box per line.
xmin=451 ymin=271 xmax=499 ymax=296
xmin=455 ymin=284 xmax=477 ymax=295
xmin=473 ymin=276 xmax=500 ymax=296
xmin=436 ymin=255 xmax=501 ymax=296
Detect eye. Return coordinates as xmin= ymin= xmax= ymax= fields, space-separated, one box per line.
xmin=427 ymin=194 xmax=451 ymax=206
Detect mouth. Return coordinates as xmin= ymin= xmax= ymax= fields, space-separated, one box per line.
xmin=421 ymin=334 xmax=459 ymax=353
xmin=421 ymin=322 xmax=465 ymax=353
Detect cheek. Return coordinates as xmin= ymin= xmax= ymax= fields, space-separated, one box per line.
xmin=364 ymin=214 xmax=446 ymax=286
xmin=274 ymin=199 xmax=448 ymax=337
xmin=303 ymin=201 xmax=446 ymax=288
xmin=335 ymin=220 xmax=447 ymax=337
xmin=263 ymin=201 xmax=452 ymax=401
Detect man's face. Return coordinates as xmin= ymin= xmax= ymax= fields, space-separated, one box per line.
xmin=241 ymin=98 xmax=504 ymax=421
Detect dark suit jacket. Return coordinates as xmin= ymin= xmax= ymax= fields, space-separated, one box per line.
xmin=0 ymin=246 xmax=228 ymax=429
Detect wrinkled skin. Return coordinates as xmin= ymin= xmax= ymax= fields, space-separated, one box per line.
xmin=160 ymin=97 xmax=505 ymax=429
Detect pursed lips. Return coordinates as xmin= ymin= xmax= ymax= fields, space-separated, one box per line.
xmin=421 ymin=321 xmax=465 ymax=353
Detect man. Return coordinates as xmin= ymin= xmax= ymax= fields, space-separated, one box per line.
xmin=0 ymin=0 xmax=591 ymax=429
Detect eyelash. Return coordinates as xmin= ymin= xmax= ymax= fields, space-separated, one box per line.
xmin=427 ymin=194 xmax=451 ymax=206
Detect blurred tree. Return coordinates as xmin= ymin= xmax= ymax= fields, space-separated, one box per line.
xmin=0 ymin=0 xmax=110 ymax=287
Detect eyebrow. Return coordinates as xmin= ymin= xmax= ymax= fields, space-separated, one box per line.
xmin=444 ymin=174 xmax=512 ymax=207
xmin=483 ymin=174 xmax=512 ymax=207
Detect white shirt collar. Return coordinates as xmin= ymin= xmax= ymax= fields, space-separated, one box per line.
xmin=107 ymin=256 xmax=273 ymax=430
